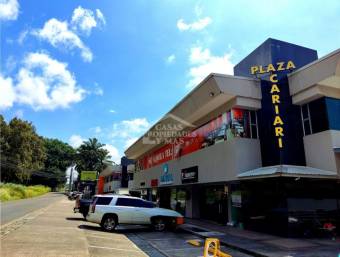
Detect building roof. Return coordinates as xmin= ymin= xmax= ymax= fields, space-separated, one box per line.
xmin=288 ymin=48 xmax=340 ymax=104
xmin=237 ymin=165 xmax=338 ymax=180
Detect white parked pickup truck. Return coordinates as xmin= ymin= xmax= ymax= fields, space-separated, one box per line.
xmin=86 ymin=195 xmax=184 ymax=232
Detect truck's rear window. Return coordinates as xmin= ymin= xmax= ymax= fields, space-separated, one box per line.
xmin=93 ymin=197 xmax=112 ymax=205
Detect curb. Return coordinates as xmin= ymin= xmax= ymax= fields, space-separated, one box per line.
xmin=179 ymin=226 xmax=269 ymax=257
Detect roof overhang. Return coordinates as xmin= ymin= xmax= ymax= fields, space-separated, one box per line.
xmin=99 ymin=164 xmax=122 ymax=177
xmin=125 ymin=73 xmax=261 ymax=159
xmin=238 ymin=165 xmax=339 ymax=180
xmin=288 ymin=48 xmax=340 ymax=105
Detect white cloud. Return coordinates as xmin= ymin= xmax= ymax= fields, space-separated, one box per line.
xmin=93 ymin=83 xmax=103 ymax=96
xmin=15 ymin=52 xmax=86 ymax=110
xmin=18 ymin=30 xmax=28 ymax=44
xmin=71 ymin=6 xmax=105 ymax=36
xmin=177 ymin=17 xmax=212 ymax=31
xmin=33 ymin=18 xmax=93 ymax=62
xmin=103 ymin=144 xmax=120 ymax=164
xmin=5 ymin=55 xmax=16 ymax=73
xmin=96 ymin=9 xmax=106 ymax=25
xmin=166 ymin=54 xmax=176 ymax=64
xmin=14 ymin=109 xmax=24 ymax=118
xmin=69 ymin=134 xmax=86 ymax=148
xmin=109 ymin=109 xmax=116 ymax=114
xmin=0 ymin=74 xmax=16 ymax=110
xmin=110 ymin=118 xmax=150 ymax=151
xmin=186 ymin=47 xmax=234 ymax=89
xmin=0 ymin=0 xmax=19 ymax=21
xmin=124 ymin=137 xmax=138 ymax=149
xmin=113 ymin=118 xmax=150 ymax=138
xmin=91 ymin=126 xmax=102 ymax=134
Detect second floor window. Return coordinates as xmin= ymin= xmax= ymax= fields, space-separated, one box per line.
xmin=301 ymin=104 xmax=312 ymax=136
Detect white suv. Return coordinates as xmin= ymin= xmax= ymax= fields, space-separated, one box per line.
xmin=86 ymin=195 xmax=184 ymax=232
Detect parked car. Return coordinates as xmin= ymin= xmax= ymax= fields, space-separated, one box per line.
xmin=68 ymin=191 xmax=80 ymax=200
xmin=74 ymin=194 xmax=92 ymax=219
xmin=86 ymin=195 xmax=184 ymax=232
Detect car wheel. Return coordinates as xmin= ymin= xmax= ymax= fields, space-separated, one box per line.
xmin=101 ymin=215 xmax=117 ymax=232
xmin=152 ymin=217 xmax=166 ymax=232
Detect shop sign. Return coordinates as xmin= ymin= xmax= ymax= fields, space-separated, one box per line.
xmin=151 ymin=179 xmax=158 ymax=187
xmin=231 ymin=192 xmax=242 ymax=208
xmin=80 ymin=171 xmax=97 ymax=181
xmin=250 ymin=61 xmax=296 ymax=149
xmin=181 ymin=166 xmax=198 ymax=184
xmin=160 ymin=163 xmax=173 ymax=185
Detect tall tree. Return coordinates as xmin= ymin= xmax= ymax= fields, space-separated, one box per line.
xmin=1 ymin=116 xmax=46 ymax=184
xmin=75 ymin=138 xmax=111 ymax=176
xmin=43 ymin=138 xmax=76 ymax=172
xmin=32 ymin=138 xmax=76 ymax=188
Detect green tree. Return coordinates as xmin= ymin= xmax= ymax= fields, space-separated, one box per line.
xmin=35 ymin=138 xmax=76 ymax=188
xmin=0 ymin=115 xmax=12 ymax=181
xmin=0 ymin=116 xmax=46 ymax=184
xmin=76 ymin=138 xmax=111 ymax=177
xmin=43 ymin=138 xmax=75 ymax=171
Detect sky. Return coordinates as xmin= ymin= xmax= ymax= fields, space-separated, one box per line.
xmin=1 ymin=0 xmax=340 ymax=164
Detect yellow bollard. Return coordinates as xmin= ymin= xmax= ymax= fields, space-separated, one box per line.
xmin=204 ymin=238 xmax=220 ymax=257
xmin=204 ymin=238 xmax=232 ymax=257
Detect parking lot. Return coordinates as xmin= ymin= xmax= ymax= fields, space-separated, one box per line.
xmin=78 ymin=222 xmax=253 ymax=257
xmin=1 ymin=197 xmax=252 ymax=257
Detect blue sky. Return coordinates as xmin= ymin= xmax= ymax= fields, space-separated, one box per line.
xmin=1 ymin=0 xmax=340 ymax=163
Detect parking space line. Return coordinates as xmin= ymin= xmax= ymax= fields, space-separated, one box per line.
xmin=86 ymin=235 xmax=132 ymax=241
xmin=89 ymin=245 xmax=147 ymax=255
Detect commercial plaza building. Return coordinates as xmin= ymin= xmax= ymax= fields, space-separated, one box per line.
xmin=125 ymin=39 xmax=340 ymax=236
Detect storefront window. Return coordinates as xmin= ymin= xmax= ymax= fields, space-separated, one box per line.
xmin=170 ymin=188 xmax=186 ymax=215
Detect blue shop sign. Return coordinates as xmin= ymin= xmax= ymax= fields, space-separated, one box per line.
xmin=160 ymin=163 xmax=173 ymax=185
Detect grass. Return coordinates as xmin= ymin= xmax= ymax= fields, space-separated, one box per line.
xmin=0 ymin=183 xmax=51 ymax=202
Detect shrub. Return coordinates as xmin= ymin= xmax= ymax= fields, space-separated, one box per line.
xmin=0 ymin=183 xmax=51 ymax=202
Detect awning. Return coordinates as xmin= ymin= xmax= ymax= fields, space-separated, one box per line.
xmin=237 ymin=165 xmax=338 ymax=180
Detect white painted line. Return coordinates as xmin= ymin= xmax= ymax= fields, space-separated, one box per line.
xmin=86 ymin=235 xmax=129 ymax=241
xmin=89 ymin=245 xmax=148 ymax=256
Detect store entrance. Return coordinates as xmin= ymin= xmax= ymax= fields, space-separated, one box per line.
xmin=200 ymin=185 xmax=228 ymax=224
xmin=170 ymin=188 xmax=186 ymax=216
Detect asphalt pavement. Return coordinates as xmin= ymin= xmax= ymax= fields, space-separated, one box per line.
xmin=0 ymin=192 xmax=64 ymax=225
xmin=1 ymin=196 xmax=251 ymax=257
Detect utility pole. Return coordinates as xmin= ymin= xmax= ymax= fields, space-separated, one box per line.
xmin=69 ymin=166 xmax=74 ymax=192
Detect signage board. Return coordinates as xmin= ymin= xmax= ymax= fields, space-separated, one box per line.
xmin=160 ymin=163 xmax=173 ymax=185
xmin=181 ymin=166 xmax=198 ymax=184
xmin=80 ymin=171 xmax=97 ymax=181
xmin=151 ymin=179 xmax=158 ymax=187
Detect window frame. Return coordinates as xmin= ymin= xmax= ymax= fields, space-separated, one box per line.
xmin=300 ymin=104 xmax=312 ymax=136
xmin=249 ymin=110 xmax=258 ymax=139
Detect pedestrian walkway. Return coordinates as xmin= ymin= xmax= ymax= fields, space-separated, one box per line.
xmin=0 ymin=198 xmax=147 ymax=257
xmin=181 ymin=219 xmax=340 ymax=257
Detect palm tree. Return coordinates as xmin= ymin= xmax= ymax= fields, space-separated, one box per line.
xmin=75 ymin=138 xmax=112 ymax=174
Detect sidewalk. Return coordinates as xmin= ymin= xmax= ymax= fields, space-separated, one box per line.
xmin=180 ymin=219 xmax=340 ymax=257
xmin=0 ymin=198 xmax=147 ymax=257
